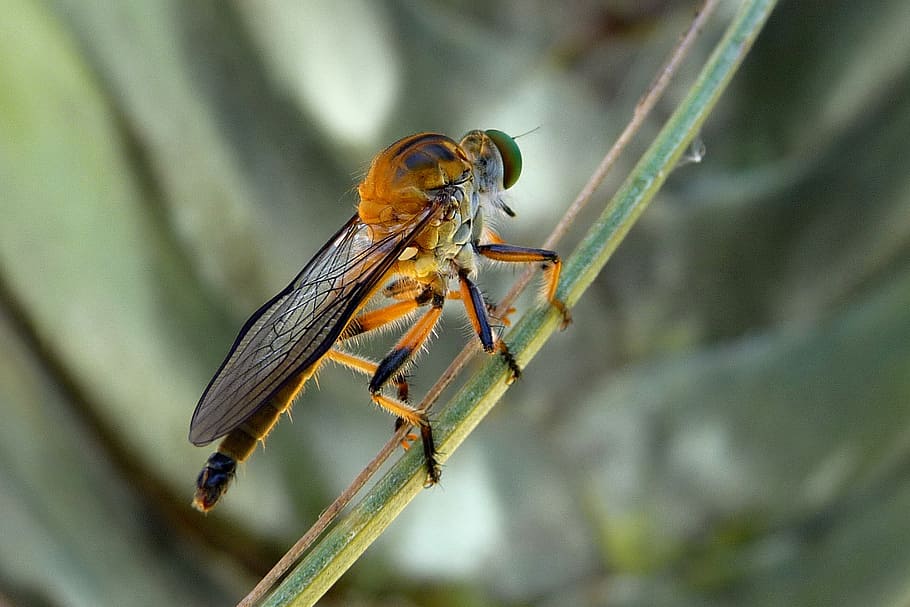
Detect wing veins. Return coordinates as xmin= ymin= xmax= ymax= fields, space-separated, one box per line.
xmin=189 ymin=205 xmax=442 ymax=444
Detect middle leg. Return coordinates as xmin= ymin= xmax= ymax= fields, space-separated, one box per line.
xmin=367 ymin=281 xmax=447 ymax=485
xmin=457 ymin=269 xmax=522 ymax=380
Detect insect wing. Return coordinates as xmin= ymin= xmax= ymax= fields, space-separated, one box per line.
xmin=189 ymin=208 xmax=438 ymax=445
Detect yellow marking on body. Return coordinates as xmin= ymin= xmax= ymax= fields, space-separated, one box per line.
xmin=398 ymin=246 xmax=419 ymax=261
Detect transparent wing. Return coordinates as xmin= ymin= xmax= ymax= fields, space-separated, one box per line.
xmin=189 ymin=208 xmax=438 ymax=445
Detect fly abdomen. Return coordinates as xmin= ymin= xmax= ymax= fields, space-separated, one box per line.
xmin=194 ymin=452 xmax=237 ymax=512
xmin=193 ymin=375 xmax=306 ymax=512
xmin=192 ymin=410 xmax=277 ymax=512
xmin=192 ymin=424 xmax=266 ymax=512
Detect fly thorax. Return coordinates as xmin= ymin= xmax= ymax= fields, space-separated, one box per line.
xmin=434 ymin=214 xmax=469 ymax=260
xmin=403 ymin=182 xmax=477 ymax=278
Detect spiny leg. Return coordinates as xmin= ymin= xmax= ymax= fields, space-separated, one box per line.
xmin=337 ymin=280 xmax=468 ymax=479
xmin=331 ymin=299 xmax=445 ymax=484
xmin=340 ymin=280 xmax=470 ymax=399
xmin=325 ymin=349 xmax=407 ymax=401
xmin=369 ymin=289 xmax=445 ymax=394
xmin=325 ymin=349 xmax=415 ymax=446
xmin=339 ymin=283 xmax=438 ymax=399
xmin=381 ymin=269 xmax=510 ymax=333
xmin=343 ymin=286 xmax=433 ymax=341
xmin=475 ymin=243 xmax=571 ymax=328
xmin=368 ymin=287 xmax=446 ymax=484
xmin=345 ymin=279 xmax=469 ymax=341
xmin=371 ymin=392 xmax=440 ymax=485
xmin=458 ymin=270 xmax=522 ymax=381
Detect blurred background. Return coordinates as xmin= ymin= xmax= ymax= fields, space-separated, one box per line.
xmin=2 ymin=0 xmax=909 ymax=605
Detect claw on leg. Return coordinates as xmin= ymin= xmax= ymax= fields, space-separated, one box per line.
xmin=496 ymin=340 xmax=522 ymax=384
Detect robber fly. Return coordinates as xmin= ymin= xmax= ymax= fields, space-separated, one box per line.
xmin=189 ymin=129 xmax=569 ymax=512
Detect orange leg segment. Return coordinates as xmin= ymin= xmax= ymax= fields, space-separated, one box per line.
xmin=325 ymin=348 xmax=378 ymax=376
xmin=326 ymin=348 xmax=434 ymax=477
xmin=475 ymin=243 xmax=571 ymax=328
xmin=369 ymin=392 xmax=440 ymax=486
xmin=369 ymin=294 xmax=444 ymax=395
xmin=346 ymin=300 xmax=422 ymax=336
xmin=325 ymin=348 xmax=410 ymax=402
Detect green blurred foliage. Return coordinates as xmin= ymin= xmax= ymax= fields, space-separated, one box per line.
xmin=1 ymin=0 xmax=908 ymax=606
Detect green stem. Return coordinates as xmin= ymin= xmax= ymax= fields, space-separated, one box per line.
xmin=262 ymin=1 xmax=777 ymax=605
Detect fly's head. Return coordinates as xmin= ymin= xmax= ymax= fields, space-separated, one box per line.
xmin=459 ymin=129 xmax=522 ymax=218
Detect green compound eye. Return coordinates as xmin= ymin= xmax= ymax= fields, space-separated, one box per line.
xmin=485 ymin=129 xmax=522 ymax=190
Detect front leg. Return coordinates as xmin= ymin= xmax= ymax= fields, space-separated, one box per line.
xmin=475 ymin=243 xmax=571 ymax=328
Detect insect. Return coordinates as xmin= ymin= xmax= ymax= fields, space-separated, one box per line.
xmin=189 ymin=129 xmax=569 ymax=512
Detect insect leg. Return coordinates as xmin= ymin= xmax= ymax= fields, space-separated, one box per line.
xmin=458 ymin=270 xmax=494 ymax=352
xmin=326 ymin=349 xmax=420 ymax=448
xmin=344 ymin=298 xmax=426 ymax=340
xmin=475 ymin=243 xmax=571 ymax=327
xmin=457 ymin=270 xmax=522 ymax=381
xmin=326 ymin=347 xmax=438 ymax=482
xmin=371 ymin=392 xmax=440 ymax=485
xmin=325 ymin=348 xmax=405 ymax=402
xmin=369 ymin=289 xmax=444 ymax=395
xmin=344 ymin=279 xmax=469 ymax=343
xmin=325 ymin=348 xmax=379 ymax=375
xmin=368 ymin=287 xmax=446 ymax=485
xmin=342 ymin=285 xmax=435 ymax=400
